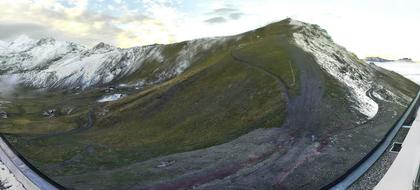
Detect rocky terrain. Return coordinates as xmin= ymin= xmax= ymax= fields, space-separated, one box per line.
xmin=0 ymin=19 xmax=418 ymax=190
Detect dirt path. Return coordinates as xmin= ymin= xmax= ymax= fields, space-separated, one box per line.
xmin=52 ymin=38 xmax=415 ymax=190
xmin=64 ymin=39 xmax=329 ymax=190
xmin=194 ymin=37 xmax=326 ymax=189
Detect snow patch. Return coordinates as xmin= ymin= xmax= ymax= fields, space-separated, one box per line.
xmin=372 ymin=91 xmax=386 ymax=102
xmin=0 ymin=34 xmax=231 ymax=89
xmin=293 ymin=23 xmax=378 ymax=119
xmin=174 ymin=38 xmax=226 ymax=74
xmin=97 ymin=94 xmax=126 ymax=103
xmin=372 ymin=86 xmax=410 ymax=106
xmin=287 ymin=18 xmax=306 ymax=27
xmin=0 ymin=38 xmax=164 ymax=88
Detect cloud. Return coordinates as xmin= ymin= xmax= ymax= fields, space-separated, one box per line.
xmin=0 ymin=0 xmax=245 ymax=48
xmin=0 ymin=0 xmax=177 ymax=47
xmin=229 ymin=13 xmax=244 ymax=20
xmin=204 ymin=17 xmax=227 ymax=24
xmin=204 ymin=6 xmax=245 ymax=24
xmin=0 ymin=75 xmax=20 ymax=98
xmin=0 ymin=22 xmax=96 ymax=45
xmin=0 ymin=0 xmax=419 ymax=61
xmin=211 ymin=8 xmax=237 ymax=15
xmin=0 ymin=23 xmax=53 ymax=40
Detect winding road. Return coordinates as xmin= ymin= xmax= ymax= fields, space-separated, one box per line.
xmin=200 ymin=35 xmax=327 ymax=189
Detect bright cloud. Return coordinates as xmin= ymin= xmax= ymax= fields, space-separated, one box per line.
xmin=0 ymin=0 xmax=419 ymax=61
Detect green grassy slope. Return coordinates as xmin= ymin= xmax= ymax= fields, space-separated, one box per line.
xmin=0 ymin=20 xmax=300 ymax=181
xmin=1 ymin=19 xmax=418 ymax=189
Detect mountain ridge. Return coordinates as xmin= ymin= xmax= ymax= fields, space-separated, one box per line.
xmin=0 ymin=18 xmax=418 ymax=190
xmin=0 ymin=19 xmax=340 ymax=90
xmin=0 ymin=34 xmax=232 ymax=89
xmin=365 ymin=56 xmax=416 ymax=63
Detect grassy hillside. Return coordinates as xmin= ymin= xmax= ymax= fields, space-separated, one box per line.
xmin=0 ymin=19 xmax=418 ymax=189
xmin=0 ymin=20 xmax=301 ymax=182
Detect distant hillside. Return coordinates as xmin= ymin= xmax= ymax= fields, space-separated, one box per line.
xmin=398 ymin=58 xmax=415 ymax=62
xmin=0 ymin=35 xmax=226 ymax=89
xmin=365 ymin=57 xmax=416 ymax=63
xmin=365 ymin=57 xmax=392 ymax=62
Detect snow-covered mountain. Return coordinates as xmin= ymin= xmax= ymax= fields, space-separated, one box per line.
xmin=292 ymin=20 xmax=380 ymax=119
xmin=0 ymin=20 xmax=412 ymax=120
xmin=0 ymin=35 xmax=226 ymax=89
xmin=1 ymin=19 xmax=418 ymax=190
xmin=1 ymin=36 xmax=86 ymax=72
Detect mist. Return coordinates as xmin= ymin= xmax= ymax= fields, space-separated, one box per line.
xmin=0 ymin=74 xmax=20 ymax=98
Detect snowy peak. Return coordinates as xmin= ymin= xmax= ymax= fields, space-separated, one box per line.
xmin=13 ymin=34 xmax=32 ymax=42
xmin=291 ymin=19 xmax=412 ymax=120
xmin=0 ymin=36 xmax=87 ymax=72
xmin=13 ymin=42 xmax=163 ymax=88
xmin=0 ymin=34 xmax=229 ymax=89
xmin=92 ymin=42 xmax=115 ymax=52
xmin=284 ymin=18 xmax=307 ymax=27
xmin=7 ymin=35 xmax=35 ymax=51
xmin=1 ymin=18 xmax=405 ymax=122
xmin=36 ymin=37 xmax=55 ymax=44
xmin=292 ymin=20 xmax=379 ymax=119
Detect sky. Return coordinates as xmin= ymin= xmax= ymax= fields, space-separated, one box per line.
xmin=0 ymin=0 xmax=419 ymax=61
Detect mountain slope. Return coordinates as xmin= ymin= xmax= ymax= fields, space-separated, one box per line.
xmin=0 ymin=19 xmax=418 ymax=190
xmin=0 ymin=36 xmax=228 ymax=89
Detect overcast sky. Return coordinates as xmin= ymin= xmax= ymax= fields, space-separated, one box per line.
xmin=0 ymin=0 xmax=419 ymax=61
